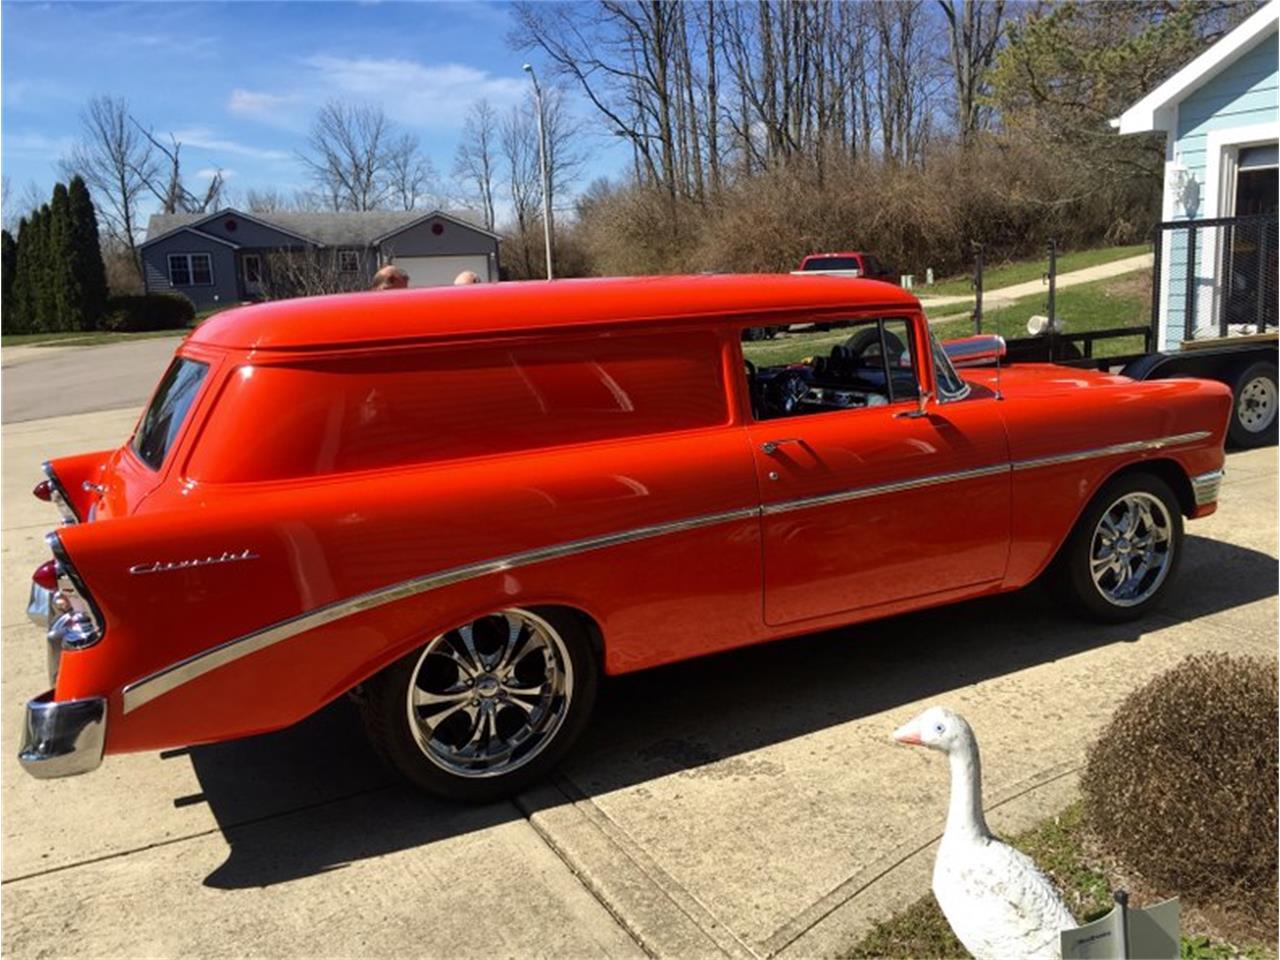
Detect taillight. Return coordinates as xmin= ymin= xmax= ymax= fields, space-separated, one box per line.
xmin=45 ymin=533 xmax=104 ymax=651
xmin=32 ymin=561 xmax=58 ymax=591
xmin=38 ymin=464 xmax=79 ymax=525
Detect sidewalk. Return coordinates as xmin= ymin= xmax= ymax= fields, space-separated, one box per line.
xmin=917 ymin=252 xmax=1154 ymax=310
xmin=2 ymin=407 xmax=1274 ymax=958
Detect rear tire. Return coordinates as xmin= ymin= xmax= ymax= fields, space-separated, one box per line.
xmin=359 ymin=607 xmax=598 ymax=803
xmin=1227 ymin=360 xmax=1278 ymax=449
xmin=1052 ymin=471 xmax=1183 ymax=623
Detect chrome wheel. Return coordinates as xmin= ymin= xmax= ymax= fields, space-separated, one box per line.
xmin=1089 ymin=492 xmax=1174 ymax=608
xmin=1237 ymin=375 xmax=1277 ymax=433
xmin=405 ymin=609 xmax=573 ymax=779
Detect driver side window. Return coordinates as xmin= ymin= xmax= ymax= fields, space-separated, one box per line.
xmin=740 ymin=317 xmax=917 ymax=422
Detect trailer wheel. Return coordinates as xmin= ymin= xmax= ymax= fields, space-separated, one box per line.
xmin=1228 ymin=361 xmax=1278 ymax=448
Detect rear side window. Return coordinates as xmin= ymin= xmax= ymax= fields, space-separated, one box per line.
xmin=189 ymin=332 xmax=728 ymax=483
xmin=132 ymin=358 xmax=209 ymax=470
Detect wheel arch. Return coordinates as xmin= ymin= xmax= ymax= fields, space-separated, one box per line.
xmin=1035 ymin=456 xmax=1194 ymax=585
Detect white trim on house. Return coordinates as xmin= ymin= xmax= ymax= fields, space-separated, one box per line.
xmin=141 ymin=209 xmax=324 ymax=250
xmin=148 ymin=225 xmax=241 ymax=251
xmin=371 ymin=208 xmax=502 ymax=245
xmin=1192 ymin=121 xmax=1280 ymax=337
xmin=1113 ymin=0 xmax=1279 ymax=134
xmin=1203 ymin=120 xmax=1280 ymax=218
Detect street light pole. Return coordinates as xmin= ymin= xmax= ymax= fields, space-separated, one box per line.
xmin=522 ymin=63 xmax=554 ymax=281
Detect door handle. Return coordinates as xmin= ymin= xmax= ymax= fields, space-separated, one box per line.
xmin=761 ymin=438 xmax=803 ymax=455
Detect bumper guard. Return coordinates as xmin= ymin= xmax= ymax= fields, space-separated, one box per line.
xmin=1191 ymin=469 xmax=1224 ymax=506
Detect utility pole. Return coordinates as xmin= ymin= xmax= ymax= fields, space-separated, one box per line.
xmin=522 ymin=63 xmax=554 ymax=280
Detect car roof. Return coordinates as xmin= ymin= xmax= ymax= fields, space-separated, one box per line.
xmin=187 ymin=273 xmax=920 ymax=351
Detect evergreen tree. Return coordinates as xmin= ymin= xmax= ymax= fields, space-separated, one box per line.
xmin=67 ymin=176 xmax=109 ymax=329
xmin=1 ymin=230 xmax=16 ymax=333
xmin=33 ymin=204 xmax=58 ymax=332
xmin=50 ymin=183 xmax=76 ymax=331
xmin=10 ymin=216 xmax=34 ymax=334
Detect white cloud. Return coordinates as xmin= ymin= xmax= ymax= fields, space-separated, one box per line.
xmin=171 ymin=128 xmax=291 ymax=162
xmin=195 ymin=167 xmax=234 ymax=181
xmin=300 ymin=55 xmax=526 ymax=127
xmin=4 ymin=132 xmax=75 ymax=157
xmin=227 ymin=88 xmax=307 ymax=128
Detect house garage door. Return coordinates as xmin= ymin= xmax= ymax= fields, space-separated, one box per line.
xmin=396 ymin=255 xmax=490 ymax=287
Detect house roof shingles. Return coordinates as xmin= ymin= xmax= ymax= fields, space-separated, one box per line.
xmin=144 ymin=208 xmax=492 ymax=247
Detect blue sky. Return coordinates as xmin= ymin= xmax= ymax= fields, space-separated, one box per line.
xmin=2 ymin=1 xmax=626 ymax=222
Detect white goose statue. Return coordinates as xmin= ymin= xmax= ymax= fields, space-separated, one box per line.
xmin=893 ymin=706 xmax=1077 ymax=960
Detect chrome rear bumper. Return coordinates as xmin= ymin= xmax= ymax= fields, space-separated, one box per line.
xmin=18 ymin=691 xmax=106 ymax=778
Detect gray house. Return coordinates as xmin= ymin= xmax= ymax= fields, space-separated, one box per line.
xmin=140 ymin=208 xmax=501 ymax=310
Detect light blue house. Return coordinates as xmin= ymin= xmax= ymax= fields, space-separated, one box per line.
xmin=1116 ymin=0 xmax=1278 ymax=348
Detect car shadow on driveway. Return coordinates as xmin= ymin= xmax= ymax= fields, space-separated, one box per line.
xmin=191 ymin=534 xmax=1276 ymax=889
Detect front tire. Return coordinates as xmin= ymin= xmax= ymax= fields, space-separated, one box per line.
xmin=360 ymin=607 xmax=598 ymax=803
xmin=1228 ymin=360 xmax=1278 ymax=449
xmin=1053 ymin=472 xmax=1183 ymax=623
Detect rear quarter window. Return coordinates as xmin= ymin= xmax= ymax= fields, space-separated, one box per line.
xmin=188 ymin=331 xmax=729 ymax=483
xmin=132 ymin=358 xmax=210 ymax=470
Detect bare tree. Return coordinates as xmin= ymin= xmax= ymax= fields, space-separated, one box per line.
xmin=938 ymin=0 xmax=1006 ymax=142
xmin=385 ymin=132 xmax=439 ymax=211
xmin=500 ymin=102 xmax=542 ymax=276
xmin=299 ymin=100 xmax=393 ymax=211
xmin=61 ymin=95 xmax=154 ymax=273
xmin=264 ymin=248 xmax=368 ymax=298
xmin=244 ymin=187 xmax=289 ymax=213
xmin=130 ymin=121 xmax=225 ymax=213
xmin=454 ymin=99 xmax=499 ymax=230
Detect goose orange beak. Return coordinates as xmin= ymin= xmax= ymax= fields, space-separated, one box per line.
xmin=893 ymin=720 xmax=923 ymax=745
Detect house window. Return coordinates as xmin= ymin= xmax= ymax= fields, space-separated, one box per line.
xmin=338 ymin=250 xmax=361 ymax=274
xmin=243 ymin=254 xmax=262 ymax=284
xmin=168 ymin=253 xmax=214 ymax=287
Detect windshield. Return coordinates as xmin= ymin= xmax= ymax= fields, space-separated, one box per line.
xmin=132 ymin=358 xmax=209 ymax=470
xmin=802 ymin=256 xmax=860 ymax=272
xmin=930 ymin=332 xmax=969 ymax=400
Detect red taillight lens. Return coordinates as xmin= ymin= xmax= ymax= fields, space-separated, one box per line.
xmin=32 ymin=560 xmax=58 ymax=591
xmin=33 ymin=479 xmax=53 ymax=502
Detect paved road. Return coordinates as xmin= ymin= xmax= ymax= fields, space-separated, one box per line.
xmin=2 ymin=408 xmax=1275 ymax=957
xmin=1 ymin=336 xmax=182 ymax=424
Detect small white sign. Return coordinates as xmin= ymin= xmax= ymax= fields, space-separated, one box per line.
xmin=1061 ymin=898 xmax=1179 ymax=960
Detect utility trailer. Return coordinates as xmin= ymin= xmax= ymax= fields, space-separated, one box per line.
xmin=965 ymin=227 xmax=1277 ymax=448
xmin=998 ymin=322 xmax=1276 ymax=448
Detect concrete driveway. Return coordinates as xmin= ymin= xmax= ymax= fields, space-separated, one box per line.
xmin=1 ymin=391 xmax=1275 ymax=957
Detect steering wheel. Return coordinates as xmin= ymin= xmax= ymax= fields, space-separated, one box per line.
xmin=765 ymin=369 xmax=810 ymax=415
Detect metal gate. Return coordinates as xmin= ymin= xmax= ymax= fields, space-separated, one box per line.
xmin=1152 ymin=213 xmax=1278 ymax=342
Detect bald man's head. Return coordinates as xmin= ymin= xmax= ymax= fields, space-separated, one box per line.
xmin=453 ymin=270 xmax=481 ymax=285
xmin=371 ymin=265 xmax=409 ymax=290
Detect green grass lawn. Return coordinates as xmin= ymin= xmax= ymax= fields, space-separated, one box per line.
xmin=930 ymin=272 xmax=1152 ymax=359
xmin=0 ymin=327 xmax=191 ymax=348
xmin=925 ymin=243 xmax=1150 ymax=298
xmin=843 ymin=802 xmax=1269 ymax=960
xmin=1 ymin=305 xmax=232 ymax=348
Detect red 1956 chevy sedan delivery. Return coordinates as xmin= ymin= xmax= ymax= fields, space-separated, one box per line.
xmin=22 ymin=275 xmax=1230 ymax=801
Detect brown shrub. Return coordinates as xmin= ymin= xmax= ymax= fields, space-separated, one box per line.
xmin=1083 ymin=654 xmax=1278 ymax=918
xmin=569 ymin=134 xmax=1155 ymax=281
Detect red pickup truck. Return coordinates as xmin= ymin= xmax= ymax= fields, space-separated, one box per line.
xmin=796 ymin=252 xmax=897 ymax=283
